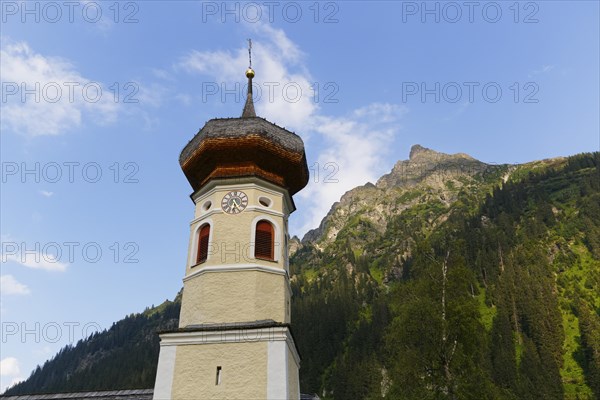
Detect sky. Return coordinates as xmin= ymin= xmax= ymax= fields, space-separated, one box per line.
xmin=0 ymin=0 xmax=598 ymax=391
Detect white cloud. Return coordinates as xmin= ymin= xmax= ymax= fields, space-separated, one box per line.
xmin=32 ymin=346 xmax=54 ymax=358
xmin=4 ymin=253 xmax=68 ymax=272
xmin=443 ymin=100 xmax=470 ymax=121
xmin=0 ymin=39 xmax=119 ymax=136
xmin=2 ymin=235 xmax=68 ymax=271
xmin=79 ymin=0 xmax=117 ymax=33
xmin=0 ymin=357 xmax=20 ymax=377
xmin=178 ymin=48 xmax=244 ymax=80
xmin=177 ymin=25 xmax=407 ymax=235
xmin=353 ymin=103 xmax=407 ymax=124
xmin=295 ymin=104 xmax=407 ymax=233
xmin=529 ymin=64 xmax=555 ymax=78
xmin=39 ymin=191 xmax=54 ymax=198
xmin=0 ymin=275 xmax=31 ymax=295
xmin=175 ymin=93 xmax=192 ymax=106
xmin=134 ymin=81 xmax=169 ymax=108
xmin=0 ymin=357 xmax=23 ymax=393
xmin=2 ymin=249 xmax=68 ymax=272
xmin=151 ymin=68 xmax=175 ymax=81
xmin=177 ymin=24 xmax=316 ymax=132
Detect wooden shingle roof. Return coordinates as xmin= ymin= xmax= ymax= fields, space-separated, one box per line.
xmin=179 ymin=116 xmax=309 ymax=195
xmin=179 ymin=64 xmax=309 ymax=195
xmin=179 ymin=117 xmax=305 ymax=166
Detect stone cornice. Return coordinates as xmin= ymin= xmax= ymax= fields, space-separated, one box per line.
xmin=158 ymin=325 xmax=301 ymax=365
xmin=182 ymin=264 xmax=292 ymax=297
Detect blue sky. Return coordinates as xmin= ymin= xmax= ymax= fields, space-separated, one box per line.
xmin=1 ymin=0 xmax=598 ymax=391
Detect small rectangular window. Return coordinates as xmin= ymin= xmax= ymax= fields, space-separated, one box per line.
xmin=215 ymin=366 xmax=222 ymax=385
xmin=255 ymin=221 xmax=274 ymax=260
xmin=197 ymin=224 xmax=210 ymax=264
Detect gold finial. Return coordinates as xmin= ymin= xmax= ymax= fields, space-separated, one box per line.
xmin=246 ymin=38 xmax=255 ymax=78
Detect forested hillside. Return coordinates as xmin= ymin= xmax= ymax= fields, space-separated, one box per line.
xmin=292 ymin=149 xmax=600 ymax=399
xmin=4 ymin=148 xmax=599 ymax=400
xmin=3 ymin=296 xmax=180 ymax=394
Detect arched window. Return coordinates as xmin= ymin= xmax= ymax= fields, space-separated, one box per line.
xmin=196 ymin=224 xmax=210 ymax=264
xmin=255 ymin=220 xmax=274 ymax=260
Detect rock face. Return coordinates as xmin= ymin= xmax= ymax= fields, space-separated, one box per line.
xmin=302 ymin=145 xmax=499 ymax=246
xmin=377 ymin=144 xmax=484 ymax=190
xmin=288 ymin=236 xmax=302 ymax=257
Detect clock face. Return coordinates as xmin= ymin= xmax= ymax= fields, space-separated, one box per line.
xmin=221 ymin=191 xmax=248 ymax=214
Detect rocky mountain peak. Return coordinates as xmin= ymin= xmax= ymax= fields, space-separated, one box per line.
xmin=376 ymin=145 xmax=483 ymax=190
xmin=302 ymin=145 xmax=498 ymax=245
xmin=409 ymin=144 xmax=475 ymax=163
xmin=409 ymin=144 xmax=435 ymax=160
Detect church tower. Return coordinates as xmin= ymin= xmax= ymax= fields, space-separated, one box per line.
xmin=153 ymin=45 xmax=309 ymax=400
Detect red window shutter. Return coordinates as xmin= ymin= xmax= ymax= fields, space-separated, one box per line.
xmin=197 ymin=224 xmax=210 ymax=264
xmin=255 ymin=221 xmax=274 ymax=260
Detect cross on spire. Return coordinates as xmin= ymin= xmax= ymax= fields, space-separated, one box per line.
xmin=248 ymin=38 xmax=252 ymax=68
xmin=242 ymin=39 xmax=256 ymax=118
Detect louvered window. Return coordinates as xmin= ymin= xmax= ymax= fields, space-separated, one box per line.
xmin=255 ymin=220 xmax=274 ymax=260
xmin=196 ymin=224 xmax=210 ymax=264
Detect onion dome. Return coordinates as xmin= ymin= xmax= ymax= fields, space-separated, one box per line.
xmin=179 ymin=63 xmax=309 ymax=195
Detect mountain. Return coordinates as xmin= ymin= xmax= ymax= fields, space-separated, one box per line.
xmin=2 ymin=295 xmax=181 ymax=395
xmin=303 ymin=144 xmax=500 ymax=246
xmin=4 ymin=146 xmax=599 ymax=400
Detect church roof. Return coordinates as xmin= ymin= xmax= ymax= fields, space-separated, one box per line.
xmin=179 ymin=116 xmax=305 ymax=166
xmin=179 ymin=60 xmax=309 ymax=195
